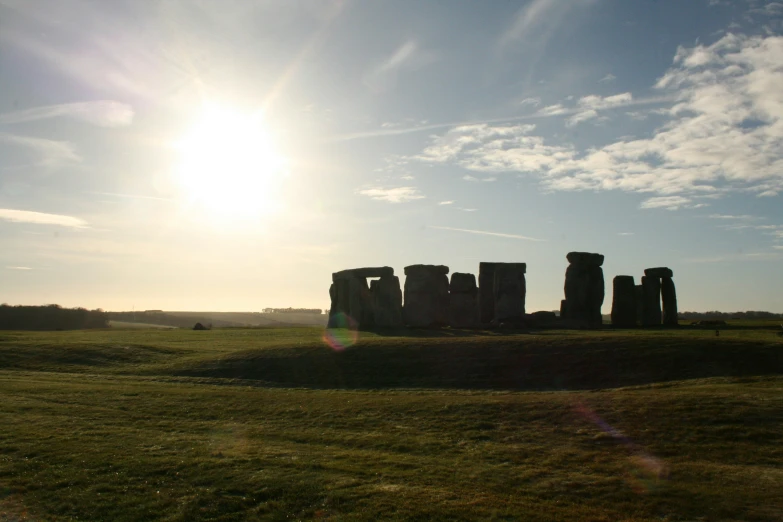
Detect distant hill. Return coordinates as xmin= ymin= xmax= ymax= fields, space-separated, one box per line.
xmin=106 ymin=310 xmax=327 ymax=329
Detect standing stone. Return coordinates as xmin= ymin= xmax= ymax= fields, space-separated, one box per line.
xmin=327 ymin=267 xmax=395 ymax=329
xmin=493 ymin=263 xmax=527 ymax=324
xmin=634 ymin=285 xmax=644 ymax=326
xmin=403 ymin=265 xmax=449 ymax=327
xmin=371 ymin=275 xmax=403 ymax=327
xmin=448 ymin=273 xmax=479 ymax=328
xmin=644 ymin=267 xmax=673 ymax=279
xmin=611 ymin=276 xmax=637 ymax=327
xmin=661 ymin=276 xmax=678 ymax=326
xmin=563 ymin=252 xmax=605 ymax=329
xmin=478 ymin=262 xmax=498 ymax=325
xmin=560 ymin=299 xmax=567 ymax=319
xmin=641 ymin=275 xmax=662 ymax=326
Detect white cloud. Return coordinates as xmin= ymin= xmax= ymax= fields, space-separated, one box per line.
xmin=438 ymin=200 xmax=454 ymax=205
xmin=0 ymin=100 xmax=133 ymax=127
xmin=519 ymin=97 xmax=542 ymax=107
xmin=708 ymin=214 xmax=758 ymax=220
xmin=0 ymin=209 xmax=88 ymax=228
xmin=429 ymin=225 xmax=543 ymax=241
xmin=6 ymin=266 xmax=32 ymax=270
xmin=599 ymin=73 xmax=617 ymax=83
xmin=566 ymin=109 xmax=599 ymax=127
xmin=618 ymin=232 xmax=635 ymax=236
xmin=578 ymin=92 xmax=633 ymax=110
xmin=0 ymin=133 xmax=80 ymax=167
xmin=357 ymin=186 xmax=424 ymax=203
xmin=407 ymin=33 xmax=783 ymax=200
xmin=640 ymin=196 xmax=692 ymax=210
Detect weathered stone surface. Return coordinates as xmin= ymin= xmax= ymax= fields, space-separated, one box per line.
xmin=448 ymin=273 xmax=479 ymax=328
xmin=478 ymin=263 xmax=498 ymax=324
xmin=563 ymin=253 xmax=605 ymax=329
xmin=371 ymin=275 xmax=403 ymax=327
xmin=635 ymin=285 xmax=644 ymax=325
xmin=661 ymin=276 xmax=678 ymax=326
xmin=403 ymin=264 xmax=449 ymax=327
xmin=642 ymin=275 xmax=662 ymax=326
xmin=527 ymin=311 xmax=558 ymax=327
xmin=404 ymin=264 xmax=449 ymax=276
xmin=493 ymin=263 xmax=526 ymax=324
xmin=566 ymin=252 xmax=604 ymax=267
xmin=328 ymin=267 xmax=398 ymax=329
xmin=611 ymin=275 xmax=637 ymax=327
xmin=644 ymin=267 xmax=673 ymax=279
xmin=333 ymin=266 xmax=393 ymax=281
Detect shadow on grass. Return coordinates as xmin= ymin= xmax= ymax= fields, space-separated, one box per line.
xmin=173 ymin=334 xmax=783 ymax=391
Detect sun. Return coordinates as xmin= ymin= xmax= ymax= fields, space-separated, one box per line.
xmin=174 ymin=104 xmax=287 ymax=220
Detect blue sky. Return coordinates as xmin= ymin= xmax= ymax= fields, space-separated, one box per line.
xmin=0 ymin=0 xmax=782 ymax=313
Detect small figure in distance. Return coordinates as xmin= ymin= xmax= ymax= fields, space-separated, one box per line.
xmin=715 ymin=329 xmax=720 ymax=337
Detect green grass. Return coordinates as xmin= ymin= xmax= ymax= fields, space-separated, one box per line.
xmin=1 ymin=326 xmax=782 ymax=520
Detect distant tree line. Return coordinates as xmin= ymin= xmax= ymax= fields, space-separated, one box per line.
xmin=0 ymin=304 xmax=108 ymax=330
xmin=679 ymin=311 xmax=783 ymax=320
xmin=262 ymin=308 xmax=324 ymax=314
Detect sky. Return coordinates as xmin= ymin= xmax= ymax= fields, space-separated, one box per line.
xmin=0 ymin=0 xmax=782 ymax=313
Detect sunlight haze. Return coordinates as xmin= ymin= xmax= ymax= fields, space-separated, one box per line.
xmin=0 ymin=0 xmax=782 ymax=313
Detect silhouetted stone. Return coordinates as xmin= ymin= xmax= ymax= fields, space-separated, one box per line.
xmin=661 ymin=276 xmax=678 ymax=326
xmin=403 ymin=264 xmax=449 ymax=327
xmin=478 ymin=262 xmax=498 ymax=324
xmin=635 ymin=285 xmax=644 ymax=325
xmin=528 ymin=311 xmax=558 ymax=327
xmin=328 ymin=267 xmax=398 ymax=329
xmin=642 ymin=275 xmax=662 ymax=326
xmin=493 ymin=263 xmax=527 ymax=324
xmin=644 ymin=267 xmax=673 ymax=279
xmin=566 ymin=252 xmax=605 ymax=266
xmin=371 ymin=275 xmax=403 ymax=327
xmin=611 ymin=275 xmax=637 ymax=327
xmin=448 ymin=272 xmax=479 ymax=328
xmin=563 ymin=252 xmax=605 ymax=329
xmin=193 ymin=322 xmax=208 ymax=331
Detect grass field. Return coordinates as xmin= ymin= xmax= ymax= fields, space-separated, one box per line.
xmin=1 ymin=325 xmax=782 ymax=520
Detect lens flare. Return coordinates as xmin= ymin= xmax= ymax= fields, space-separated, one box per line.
xmin=322 ymin=313 xmax=359 ymax=351
xmin=575 ymin=402 xmax=669 ymax=493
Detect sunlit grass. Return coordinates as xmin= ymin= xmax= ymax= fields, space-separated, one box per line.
xmin=1 ymin=326 xmax=782 ymax=520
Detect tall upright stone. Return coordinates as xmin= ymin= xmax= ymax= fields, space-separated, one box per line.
xmin=641 ymin=275 xmax=662 ymax=326
xmin=493 ymin=263 xmax=527 ymax=324
xmin=611 ymin=275 xmax=637 ymax=327
xmin=448 ymin=273 xmax=479 ymax=328
xmin=478 ymin=262 xmax=498 ymax=325
xmin=661 ymin=276 xmax=678 ymax=326
xmin=634 ymin=285 xmax=644 ymax=326
xmin=403 ymin=265 xmax=449 ymax=327
xmin=370 ymin=275 xmax=403 ymax=327
xmin=563 ymin=252 xmax=605 ymax=329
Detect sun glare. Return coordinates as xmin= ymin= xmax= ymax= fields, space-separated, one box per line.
xmin=175 ymin=105 xmax=287 ymax=220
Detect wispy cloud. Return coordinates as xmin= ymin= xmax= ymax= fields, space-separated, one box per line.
xmin=357 ymin=187 xmax=424 ymax=203
xmin=0 ymin=101 xmax=133 ymax=127
xmin=498 ymin=0 xmax=596 ymax=51
xmin=429 ymin=225 xmax=543 ymax=241
xmin=708 ymin=214 xmax=758 ymax=220
xmin=403 ymin=33 xmax=783 ymax=200
xmin=640 ymin=196 xmax=692 ymax=210
xmin=364 ymin=40 xmax=437 ymax=92
xmin=599 ymin=73 xmax=617 ymax=83
xmin=0 ymin=133 xmax=80 ymax=167
xmin=90 ymin=191 xmax=174 ymax=202
xmin=438 ymin=201 xmax=454 ymax=205
xmin=6 ymin=266 xmax=32 ymax=270
xmin=618 ymin=232 xmax=635 ymax=236
xmin=519 ymin=97 xmax=542 ymax=107
xmin=0 ymin=209 xmax=88 ymax=228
